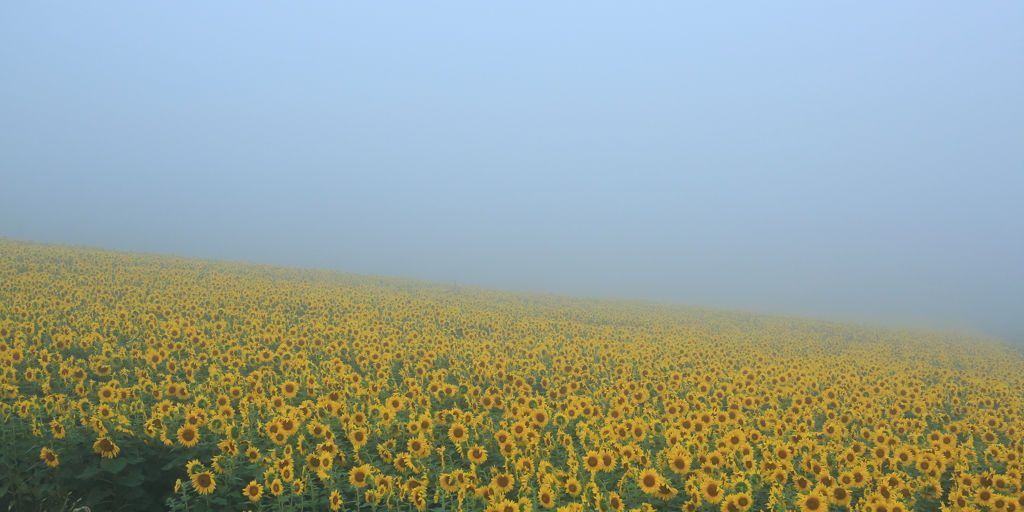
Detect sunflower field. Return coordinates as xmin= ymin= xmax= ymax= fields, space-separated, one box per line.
xmin=1 ymin=238 xmax=1022 ymax=512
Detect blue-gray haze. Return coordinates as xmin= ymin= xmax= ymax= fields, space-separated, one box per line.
xmin=2 ymin=3 xmax=1022 ymax=343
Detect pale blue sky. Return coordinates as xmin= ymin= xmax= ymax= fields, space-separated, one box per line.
xmin=2 ymin=2 xmax=1022 ymax=341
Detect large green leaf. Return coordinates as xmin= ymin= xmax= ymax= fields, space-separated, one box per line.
xmin=117 ymin=470 xmax=145 ymax=488
xmin=76 ymin=465 xmax=100 ymax=479
xmin=100 ymin=456 xmax=129 ymax=474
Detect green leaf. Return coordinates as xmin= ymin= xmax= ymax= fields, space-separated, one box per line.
xmin=100 ymin=456 xmax=129 ymax=474
xmin=85 ymin=486 xmax=113 ymax=506
xmin=122 ymin=486 xmax=146 ymax=500
xmin=118 ymin=470 xmax=145 ymax=487
xmin=77 ymin=465 xmax=100 ymax=479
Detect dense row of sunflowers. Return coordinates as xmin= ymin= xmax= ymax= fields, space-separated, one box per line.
xmin=1 ymin=239 xmax=1023 ymax=512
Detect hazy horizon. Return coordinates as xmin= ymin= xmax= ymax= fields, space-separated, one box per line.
xmin=2 ymin=3 xmax=1022 ymax=343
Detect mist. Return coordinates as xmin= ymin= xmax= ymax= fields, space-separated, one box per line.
xmin=2 ymin=2 xmax=1022 ymax=343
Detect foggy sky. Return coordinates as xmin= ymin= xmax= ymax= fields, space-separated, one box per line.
xmin=2 ymin=3 xmax=1022 ymax=342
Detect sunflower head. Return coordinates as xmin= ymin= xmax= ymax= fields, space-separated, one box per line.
xmin=448 ymin=423 xmax=469 ymax=444
xmin=243 ymin=480 xmax=263 ymax=502
xmin=40 ymin=447 xmax=59 ymax=467
xmin=349 ymin=464 xmax=372 ymax=487
xmin=700 ymin=477 xmax=724 ymax=503
xmin=177 ymin=425 xmax=200 ymax=447
xmin=93 ymin=437 xmax=120 ymax=459
xmin=638 ymin=469 xmax=663 ymax=496
xmin=191 ymin=471 xmax=216 ymax=495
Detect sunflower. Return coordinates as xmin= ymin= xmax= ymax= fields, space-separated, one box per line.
xmin=468 ymin=445 xmax=487 ymax=465
xmin=872 ymin=445 xmax=888 ymax=459
xmin=393 ymin=453 xmax=414 ymax=472
xmin=307 ymin=452 xmax=325 ymax=472
xmin=242 ymin=480 xmax=263 ymax=502
xmin=494 ymin=499 xmax=520 ymax=512
xmin=500 ymin=441 xmax=517 ymax=458
xmin=492 ymin=473 xmax=515 ymax=493
xmin=375 ymin=475 xmax=394 ymax=495
xmin=976 ymin=488 xmax=995 ymax=507
xmin=217 ymin=439 xmax=238 ymax=456
xmin=514 ymin=457 xmax=534 ymax=475
xmin=307 ymin=421 xmax=329 ymax=438
xmin=599 ymin=450 xmax=617 ymax=471
xmin=638 ymin=469 xmax=663 ymax=496
xmin=532 ymin=409 xmax=549 ymax=427
xmin=191 ymin=471 xmax=216 ymax=495
xmin=404 ymin=477 xmax=426 ymax=496
xmin=775 ymin=445 xmax=791 ymax=461
xmin=654 ymin=482 xmax=678 ymax=500
xmin=98 ymin=385 xmax=118 ymax=403
xmin=893 ymin=448 xmax=912 ymax=465
xmin=829 ymin=486 xmax=852 ymax=506
xmin=494 ymin=430 xmax=512 ymax=445
xmin=729 ymin=492 xmax=754 ymax=512
xmin=850 ymin=467 xmax=868 ymax=487
xmin=407 ymin=436 xmax=431 ymax=458
xmin=564 ymin=477 xmax=581 ymax=496
xmin=993 ymin=475 xmax=1011 ymax=492
xmin=991 ymin=495 xmax=1009 ymax=512
xmin=794 ymin=476 xmax=812 ymax=492
xmin=386 ymin=395 xmax=403 ymax=411
xmin=948 ymin=491 xmax=969 ymax=510
xmin=330 ymin=490 xmax=343 ymax=511
xmin=177 ymin=425 xmax=200 ymax=447
xmin=246 ymin=446 xmax=261 ymax=463
xmin=349 ymin=464 xmax=373 ymax=487
xmin=279 ymin=417 xmax=299 ymax=435
xmin=700 ymin=478 xmax=724 ymax=503
xmin=797 ymin=491 xmax=827 ymax=512
xmin=538 ymin=486 xmax=556 ymax=509
xmin=50 ymin=420 xmax=66 ymax=439
xmin=724 ymin=428 xmax=746 ymax=447
xmin=349 ymin=428 xmax=369 ymax=450
xmin=608 ymin=492 xmax=625 ymax=512
xmin=448 ymin=423 xmax=469 ymax=444
xmin=269 ymin=478 xmax=284 ymax=496
xmin=93 ymin=437 xmax=120 ymax=458
xmin=40 ymin=447 xmax=59 ymax=467
xmin=439 ymin=472 xmax=460 ymax=492
xmin=668 ymin=450 xmax=692 ymax=474
xmin=281 ymin=380 xmax=299 ymax=398
xmin=584 ymin=451 xmax=602 ymax=473
xmin=511 ymin=421 xmax=528 ymax=439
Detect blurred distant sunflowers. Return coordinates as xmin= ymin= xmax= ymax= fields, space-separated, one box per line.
xmin=1 ymin=238 xmax=1023 ymax=512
